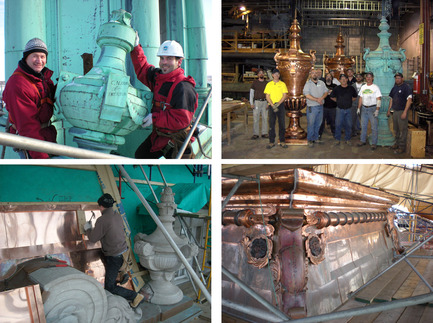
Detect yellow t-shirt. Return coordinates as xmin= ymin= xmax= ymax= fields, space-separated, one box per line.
xmin=264 ymin=80 xmax=288 ymax=104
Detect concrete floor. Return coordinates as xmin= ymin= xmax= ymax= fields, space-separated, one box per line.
xmin=222 ymin=112 xmax=433 ymax=159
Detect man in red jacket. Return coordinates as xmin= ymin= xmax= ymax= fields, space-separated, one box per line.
xmin=2 ymin=38 xmax=56 ymax=159
xmin=130 ymin=33 xmax=198 ymax=159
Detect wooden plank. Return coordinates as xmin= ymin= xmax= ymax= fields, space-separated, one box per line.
xmin=327 ymin=299 xmax=367 ymax=323
xmin=355 ymin=263 xmax=402 ymax=303
xmin=393 ymin=259 xmax=429 ymax=300
xmin=411 ymin=257 xmax=433 ymax=296
xmin=396 ymin=305 xmax=426 ymax=323
xmin=419 ymin=305 xmax=433 ymax=323
xmin=372 ymin=307 xmax=405 ymax=323
xmin=374 ymin=259 xmax=420 ymax=302
xmin=348 ymin=311 xmax=380 ymax=323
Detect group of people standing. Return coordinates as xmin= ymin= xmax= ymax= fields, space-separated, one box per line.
xmin=249 ymin=66 xmax=413 ymax=154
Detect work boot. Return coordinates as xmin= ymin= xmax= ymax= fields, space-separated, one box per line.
xmin=333 ymin=140 xmax=340 ymax=146
xmin=261 ymin=134 xmax=269 ymax=138
xmin=120 ymin=273 xmax=129 ymax=285
xmin=391 ymin=143 xmax=399 ymax=150
xmin=345 ymin=140 xmax=352 ymax=146
xmin=371 ymin=144 xmax=377 ymax=151
xmin=357 ymin=141 xmax=366 ymax=147
xmin=394 ymin=148 xmax=405 ymax=154
xmin=308 ymin=141 xmax=314 ymax=148
xmin=251 ymin=135 xmax=259 ymax=140
xmin=130 ymin=293 xmax=144 ymax=308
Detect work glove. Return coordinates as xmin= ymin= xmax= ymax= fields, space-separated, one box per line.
xmin=134 ymin=31 xmax=140 ymax=47
xmin=374 ymin=110 xmax=379 ymax=118
xmin=83 ymin=221 xmax=92 ymax=231
xmin=357 ymin=108 xmax=360 ymax=117
xmin=142 ymin=113 xmax=153 ymax=128
xmin=272 ymin=103 xmax=279 ymax=113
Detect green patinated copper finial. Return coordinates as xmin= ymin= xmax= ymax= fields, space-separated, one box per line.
xmin=110 ymin=9 xmax=132 ymax=26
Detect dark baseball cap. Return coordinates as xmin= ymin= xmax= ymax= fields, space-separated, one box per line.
xmin=365 ymin=71 xmax=374 ymax=77
xmin=272 ymin=68 xmax=280 ymax=74
xmin=339 ymin=74 xmax=348 ymax=79
xmin=394 ymin=72 xmax=403 ymax=78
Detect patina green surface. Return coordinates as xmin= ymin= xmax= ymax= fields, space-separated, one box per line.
xmin=364 ymin=17 xmax=406 ymax=146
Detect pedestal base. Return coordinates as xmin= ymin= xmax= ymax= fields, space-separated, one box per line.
xmin=138 ymin=296 xmax=201 ymax=323
xmin=285 ymin=111 xmax=307 ymax=140
xmin=147 ymin=280 xmax=183 ymax=305
xmin=284 ymin=138 xmax=308 ymax=145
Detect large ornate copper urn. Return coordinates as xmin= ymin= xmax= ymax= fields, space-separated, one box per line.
xmin=324 ymin=31 xmax=355 ymax=79
xmin=274 ymin=18 xmax=316 ymax=140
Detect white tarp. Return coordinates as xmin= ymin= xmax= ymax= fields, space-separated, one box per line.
xmin=314 ymin=164 xmax=433 ymax=216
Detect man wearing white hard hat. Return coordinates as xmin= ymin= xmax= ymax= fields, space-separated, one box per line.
xmin=130 ymin=33 xmax=198 ymax=159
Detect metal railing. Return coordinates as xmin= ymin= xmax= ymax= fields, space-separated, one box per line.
xmin=0 ymin=132 xmax=126 ymax=159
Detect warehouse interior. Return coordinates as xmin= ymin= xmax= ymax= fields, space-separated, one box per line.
xmin=0 ymin=165 xmax=211 ymax=323
xmin=222 ymin=0 xmax=433 ymax=159
xmin=222 ymin=163 xmax=433 ymax=322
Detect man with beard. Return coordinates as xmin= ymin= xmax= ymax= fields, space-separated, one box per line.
xmin=249 ymin=68 xmax=269 ymax=139
xmin=351 ymin=73 xmax=365 ymax=137
xmin=331 ymin=74 xmax=358 ymax=146
xmin=319 ymin=72 xmax=337 ymax=139
xmin=131 ymin=33 xmax=198 ymax=159
xmin=346 ymin=68 xmax=356 ymax=85
xmin=303 ymin=69 xmax=328 ymax=148
xmin=387 ymin=73 xmax=413 ymax=154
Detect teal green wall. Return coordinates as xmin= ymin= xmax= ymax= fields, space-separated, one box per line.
xmin=0 ymin=165 xmax=211 ymax=244
xmin=110 ymin=165 xmax=211 ymax=241
xmin=0 ymin=166 xmax=102 ymax=202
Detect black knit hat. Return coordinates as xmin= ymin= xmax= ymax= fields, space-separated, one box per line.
xmin=23 ymin=38 xmax=48 ymax=59
xmin=98 ymin=193 xmax=115 ymax=208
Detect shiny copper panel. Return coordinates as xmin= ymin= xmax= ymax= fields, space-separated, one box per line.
xmin=0 ymin=204 xmax=103 ymax=285
xmin=324 ymin=32 xmax=355 ymax=79
xmin=278 ymin=226 xmax=306 ymax=316
xmin=222 ymin=168 xmax=401 ymax=317
xmin=0 ymin=285 xmax=46 ymax=323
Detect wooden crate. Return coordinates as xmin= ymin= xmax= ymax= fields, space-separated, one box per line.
xmin=407 ymin=126 xmax=426 ymax=158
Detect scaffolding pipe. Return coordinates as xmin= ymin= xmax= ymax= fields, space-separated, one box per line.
xmin=287 ymin=292 xmax=433 ymax=323
xmin=0 ymin=132 xmax=126 ymax=159
xmin=157 ymin=165 xmax=168 ymax=187
xmin=176 ymin=85 xmax=212 ymax=159
xmin=118 ymin=165 xmax=212 ymax=305
xmin=139 ymin=165 xmax=159 ymax=203
xmin=222 ymin=178 xmax=244 ymax=210
xmin=222 ymin=299 xmax=284 ymax=323
xmin=348 ymin=234 xmax=433 ymax=298
xmin=404 ymin=259 xmax=433 ymax=292
xmin=222 ymin=266 xmax=290 ymax=321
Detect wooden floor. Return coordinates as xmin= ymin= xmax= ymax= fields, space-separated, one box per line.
xmin=328 ymin=249 xmax=433 ymax=323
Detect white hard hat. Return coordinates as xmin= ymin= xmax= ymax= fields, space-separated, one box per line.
xmin=157 ymin=40 xmax=184 ymax=58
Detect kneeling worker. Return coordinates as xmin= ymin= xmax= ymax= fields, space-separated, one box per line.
xmin=84 ymin=193 xmax=144 ymax=308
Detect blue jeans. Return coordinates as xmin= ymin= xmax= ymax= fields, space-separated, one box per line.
xmin=307 ymin=105 xmax=323 ymax=141
xmin=335 ymin=108 xmax=352 ymax=141
xmin=360 ymin=106 xmax=378 ymax=145
xmin=105 ymin=254 xmax=137 ymax=302
xmin=268 ymin=103 xmax=286 ymax=144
